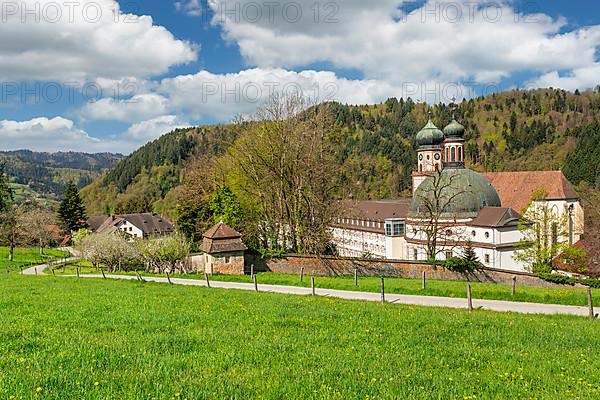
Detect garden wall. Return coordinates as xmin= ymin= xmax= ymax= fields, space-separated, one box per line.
xmin=245 ymin=254 xmax=562 ymax=289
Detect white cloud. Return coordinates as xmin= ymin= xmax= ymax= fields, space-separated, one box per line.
xmin=534 ymin=64 xmax=600 ymax=92
xmin=156 ymin=68 xmax=401 ymax=120
xmin=122 ymin=115 xmax=190 ymax=143
xmin=79 ymin=93 xmax=170 ymax=123
xmin=0 ymin=0 xmax=197 ymax=82
xmin=175 ymin=0 xmax=203 ymax=17
xmin=209 ymin=0 xmax=600 ymax=87
xmin=0 ymin=115 xmax=189 ymax=154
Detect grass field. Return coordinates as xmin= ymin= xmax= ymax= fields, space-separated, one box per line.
xmin=56 ymin=264 xmax=600 ymax=308
xmin=0 ymin=247 xmax=69 ymax=270
xmin=0 ymin=274 xmax=599 ymax=399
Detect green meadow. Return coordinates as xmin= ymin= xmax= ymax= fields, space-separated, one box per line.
xmin=1 ymin=274 xmax=599 ymax=399
xmin=0 ymin=247 xmax=69 ymax=270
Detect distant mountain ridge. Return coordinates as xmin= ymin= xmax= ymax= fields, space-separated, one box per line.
xmin=0 ymin=150 xmax=124 ymax=203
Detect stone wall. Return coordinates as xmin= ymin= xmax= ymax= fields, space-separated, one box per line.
xmin=191 ymin=252 xmax=245 ymax=275
xmin=245 ymin=253 xmax=562 ymax=288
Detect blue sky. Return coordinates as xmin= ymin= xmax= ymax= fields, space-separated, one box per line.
xmin=0 ymin=0 xmax=599 ymax=153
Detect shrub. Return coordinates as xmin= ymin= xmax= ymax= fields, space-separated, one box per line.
xmin=444 ymin=257 xmax=480 ymax=273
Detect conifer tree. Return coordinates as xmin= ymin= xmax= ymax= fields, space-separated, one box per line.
xmin=58 ymin=183 xmax=88 ymax=233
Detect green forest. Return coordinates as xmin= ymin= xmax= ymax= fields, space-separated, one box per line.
xmin=1 ymin=150 xmax=122 ymax=203
xmin=81 ymin=88 xmax=600 ymax=240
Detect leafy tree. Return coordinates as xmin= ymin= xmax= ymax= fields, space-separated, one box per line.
xmin=209 ymin=186 xmax=243 ymax=228
xmin=515 ymin=189 xmax=569 ymax=273
xmin=77 ymin=234 xmax=139 ymax=272
xmin=20 ymin=203 xmax=57 ymax=255
xmin=58 ymin=183 xmax=88 ymax=233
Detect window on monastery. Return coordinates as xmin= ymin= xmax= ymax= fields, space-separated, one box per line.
xmin=471 ymin=230 xmax=476 ymax=237
xmin=458 ymin=147 xmax=463 ymax=161
xmin=413 ymin=248 xmax=418 ymax=260
xmin=451 ymin=147 xmax=456 ymax=162
xmin=385 ymin=223 xmax=392 ymax=236
xmin=484 ymin=232 xmax=490 ymax=239
xmin=484 ymin=254 xmax=490 ymax=264
xmin=445 ymin=251 xmax=453 ymax=259
xmin=552 ymin=223 xmax=558 ymax=246
xmin=225 ymin=256 xmax=231 ymax=264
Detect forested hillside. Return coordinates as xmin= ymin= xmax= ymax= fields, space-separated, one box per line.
xmin=82 ymin=88 xmax=600 ymax=223
xmin=0 ymin=150 xmax=123 ymax=204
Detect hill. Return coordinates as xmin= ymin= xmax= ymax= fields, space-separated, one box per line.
xmin=82 ymin=88 xmax=600 ymax=222
xmin=0 ymin=150 xmax=123 ymax=204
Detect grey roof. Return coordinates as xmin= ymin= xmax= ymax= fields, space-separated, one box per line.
xmin=443 ymin=119 xmax=465 ymax=139
xmin=469 ymin=207 xmax=522 ymax=228
xmin=89 ymin=213 xmax=174 ymax=236
xmin=409 ymin=168 xmax=501 ymax=220
xmin=416 ymin=119 xmax=444 ymax=148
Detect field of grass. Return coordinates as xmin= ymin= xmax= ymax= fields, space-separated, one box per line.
xmin=0 ymin=274 xmax=599 ymax=399
xmin=61 ymin=267 xmax=600 ymax=308
xmin=0 ymin=247 xmax=69 ymax=270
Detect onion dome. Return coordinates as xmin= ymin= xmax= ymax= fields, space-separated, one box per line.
xmin=409 ymin=168 xmax=501 ymax=219
xmin=443 ymin=118 xmax=465 ymax=139
xmin=416 ymin=119 xmax=444 ymax=147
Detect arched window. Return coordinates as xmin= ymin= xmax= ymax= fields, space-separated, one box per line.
xmin=451 ymin=147 xmax=456 ymax=162
xmin=458 ymin=147 xmax=463 ymax=161
xmin=445 ymin=147 xmax=449 ymax=161
xmin=419 ymin=164 xmax=423 ymax=172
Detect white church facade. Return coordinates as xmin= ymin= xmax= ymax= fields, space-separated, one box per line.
xmin=331 ymin=116 xmax=584 ymax=273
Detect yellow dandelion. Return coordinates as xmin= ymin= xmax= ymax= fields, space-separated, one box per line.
xmin=36 ymin=387 xmax=43 ymax=393
xmin=94 ymin=382 xmax=99 ymax=386
xmin=18 ymin=357 xmax=25 ymax=363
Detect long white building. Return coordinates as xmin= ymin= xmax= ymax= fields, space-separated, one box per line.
xmin=331 ymin=117 xmax=584 ymax=273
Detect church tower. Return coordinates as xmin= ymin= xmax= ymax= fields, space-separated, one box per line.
xmin=412 ymin=117 xmax=444 ymax=194
xmin=443 ymin=116 xmax=466 ymax=168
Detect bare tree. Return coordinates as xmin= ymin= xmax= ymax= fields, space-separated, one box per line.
xmin=409 ymin=166 xmax=469 ymax=261
xmin=220 ymin=94 xmax=340 ymax=255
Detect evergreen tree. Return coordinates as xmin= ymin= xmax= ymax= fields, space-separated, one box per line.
xmin=0 ymin=162 xmax=13 ymax=213
xmin=58 ymin=183 xmax=88 ymax=233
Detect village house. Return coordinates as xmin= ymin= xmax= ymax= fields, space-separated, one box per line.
xmin=87 ymin=213 xmax=175 ymax=239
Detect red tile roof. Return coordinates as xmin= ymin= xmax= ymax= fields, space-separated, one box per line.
xmin=203 ymin=222 xmax=242 ymax=239
xmin=484 ymin=171 xmax=578 ymax=213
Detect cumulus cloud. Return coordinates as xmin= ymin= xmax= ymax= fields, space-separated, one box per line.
xmin=0 ymin=115 xmax=189 ymax=154
xmin=534 ymin=64 xmax=600 ymax=92
xmin=79 ymin=93 xmax=170 ymax=123
xmin=0 ymin=0 xmax=197 ymax=82
xmin=209 ymin=0 xmax=600 ymax=87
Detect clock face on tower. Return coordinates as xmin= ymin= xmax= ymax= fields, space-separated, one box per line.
xmin=418 ymin=154 xmax=423 ymax=161
xmin=434 ymin=153 xmax=441 ymax=161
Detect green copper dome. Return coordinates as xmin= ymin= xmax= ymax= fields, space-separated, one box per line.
xmin=416 ymin=119 xmax=444 ymax=147
xmin=443 ymin=119 xmax=465 ymax=138
xmin=409 ymin=168 xmax=501 ymax=219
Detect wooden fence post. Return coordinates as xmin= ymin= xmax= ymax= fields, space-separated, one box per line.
xmin=511 ymin=276 xmax=517 ymax=296
xmin=51 ymin=268 xmax=55 ymax=277
xmin=311 ymin=274 xmax=315 ymax=296
xmin=467 ymin=284 xmax=473 ymax=312
xmin=19 ymin=266 xmax=23 ymax=275
xmin=354 ymin=268 xmax=358 ymax=286
xmin=300 ymin=267 xmax=304 ymax=282
xmin=250 ymin=264 xmax=254 ymax=278
xmin=166 ymin=271 xmax=173 ymax=285
xmin=101 ymin=269 xmax=106 ymax=279
xmin=253 ymin=274 xmax=258 ymax=292
xmin=76 ymin=267 xmax=80 ymax=279
xmin=205 ymin=272 xmax=211 ymax=288
xmin=35 ymin=267 xmax=38 ymax=276
xmin=587 ymin=287 xmax=594 ymax=320
xmin=422 ymin=271 xmax=426 ymax=290
xmin=136 ymin=271 xmax=143 ymax=282
xmin=381 ymin=277 xmax=385 ymax=304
